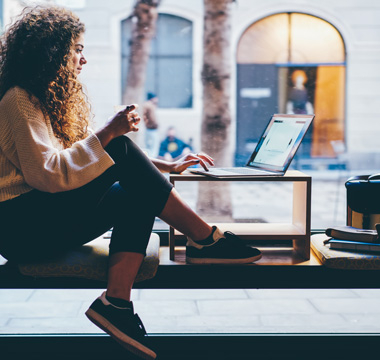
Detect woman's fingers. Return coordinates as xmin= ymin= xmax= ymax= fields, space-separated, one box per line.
xmin=198 ymin=158 xmax=211 ymax=171
xmin=124 ymin=104 xmax=138 ymax=113
xmin=181 ymin=152 xmax=214 ymax=170
xmin=193 ymin=153 xmax=214 ymax=167
xmin=197 ymin=154 xmax=214 ymax=166
xmin=130 ymin=117 xmax=140 ymax=132
xmin=120 ymin=107 xmax=141 ymax=131
xmin=184 ymin=157 xmax=210 ymax=171
xmin=129 ymin=113 xmax=140 ymax=122
xmin=171 ymin=159 xmax=198 ymax=173
xmin=170 ymin=152 xmax=214 ymax=173
xmin=129 ymin=112 xmax=140 ymax=121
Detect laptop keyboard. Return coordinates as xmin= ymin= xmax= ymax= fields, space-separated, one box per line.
xmin=211 ymin=167 xmax=270 ymax=175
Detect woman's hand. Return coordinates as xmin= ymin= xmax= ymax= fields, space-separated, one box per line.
xmin=96 ymin=104 xmax=141 ymax=148
xmin=170 ymin=152 xmax=214 ymax=174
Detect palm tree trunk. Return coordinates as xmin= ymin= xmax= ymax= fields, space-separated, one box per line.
xmin=122 ymin=0 xmax=161 ymax=105
xmin=197 ymin=0 xmax=234 ymax=221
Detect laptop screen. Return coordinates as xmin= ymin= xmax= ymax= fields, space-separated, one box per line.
xmin=247 ymin=114 xmax=314 ymax=172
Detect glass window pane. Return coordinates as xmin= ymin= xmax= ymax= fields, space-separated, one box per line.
xmin=237 ymin=13 xmax=345 ymax=64
xmin=121 ymin=17 xmax=132 ymax=57
xmin=237 ymin=14 xmax=289 ymax=64
xmin=155 ymin=14 xmax=192 ymax=56
xmin=157 ymin=58 xmax=192 ymax=108
xmin=144 ymin=57 xmax=158 ymax=97
xmin=290 ymin=13 xmax=345 ymax=63
xmin=121 ymin=13 xmax=193 ymax=108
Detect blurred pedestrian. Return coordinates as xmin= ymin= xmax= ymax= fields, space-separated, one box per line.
xmin=142 ymin=92 xmax=159 ymax=157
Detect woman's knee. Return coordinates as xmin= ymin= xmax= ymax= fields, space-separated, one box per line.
xmin=105 ymin=136 xmax=132 ymax=163
xmin=105 ymin=135 xmax=128 ymax=153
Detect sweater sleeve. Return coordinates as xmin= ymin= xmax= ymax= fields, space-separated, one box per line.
xmin=1 ymin=87 xmax=115 ymax=193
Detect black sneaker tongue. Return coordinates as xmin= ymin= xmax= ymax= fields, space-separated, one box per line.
xmin=195 ymin=237 xmax=216 ymax=246
xmin=223 ymin=231 xmax=245 ymax=246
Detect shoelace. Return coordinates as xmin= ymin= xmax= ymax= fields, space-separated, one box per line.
xmin=134 ymin=313 xmax=147 ymax=336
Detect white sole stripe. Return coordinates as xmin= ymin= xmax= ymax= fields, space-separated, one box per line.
xmin=85 ymin=308 xmax=156 ymax=360
xmin=186 ymin=254 xmax=262 ymax=264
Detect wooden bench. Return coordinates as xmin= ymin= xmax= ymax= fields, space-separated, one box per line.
xmin=2 ymin=233 xmax=380 ymax=290
xmin=0 ymin=231 xmax=160 ymax=289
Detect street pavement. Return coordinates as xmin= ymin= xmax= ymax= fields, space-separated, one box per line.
xmin=1 ymin=288 xmax=380 ymax=334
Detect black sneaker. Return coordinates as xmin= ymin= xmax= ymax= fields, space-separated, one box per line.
xmin=85 ymin=292 xmax=156 ymax=360
xmin=186 ymin=226 xmax=262 ymax=264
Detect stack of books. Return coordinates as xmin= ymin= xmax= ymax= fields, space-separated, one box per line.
xmin=324 ymin=225 xmax=380 ymax=254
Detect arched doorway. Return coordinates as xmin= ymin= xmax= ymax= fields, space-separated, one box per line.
xmin=236 ymin=12 xmax=346 ymax=166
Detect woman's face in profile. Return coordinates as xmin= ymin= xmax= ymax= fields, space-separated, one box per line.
xmin=71 ymin=33 xmax=87 ymax=75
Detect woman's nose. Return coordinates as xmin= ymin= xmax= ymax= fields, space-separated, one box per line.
xmin=80 ymin=56 xmax=87 ymax=65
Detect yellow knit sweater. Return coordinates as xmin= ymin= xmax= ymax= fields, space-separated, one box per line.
xmin=0 ymin=87 xmax=115 ymax=202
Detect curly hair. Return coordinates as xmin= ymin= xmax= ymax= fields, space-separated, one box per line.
xmin=0 ymin=5 xmax=91 ymax=148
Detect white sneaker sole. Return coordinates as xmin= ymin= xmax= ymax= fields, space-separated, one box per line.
xmin=85 ymin=308 xmax=157 ymax=360
xmin=186 ymin=253 xmax=262 ymax=264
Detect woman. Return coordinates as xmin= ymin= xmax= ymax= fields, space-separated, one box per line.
xmin=0 ymin=6 xmax=261 ymax=360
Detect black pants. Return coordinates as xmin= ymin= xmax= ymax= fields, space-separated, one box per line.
xmin=0 ymin=136 xmax=173 ymax=262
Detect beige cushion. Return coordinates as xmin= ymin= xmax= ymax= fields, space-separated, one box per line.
xmin=311 ymin=233 xmax=380 ymax=270
xmin=18 ymin=233 xmax=160 ymax=283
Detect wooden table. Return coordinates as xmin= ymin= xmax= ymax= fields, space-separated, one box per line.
xmin=169 ymin=171 xmax=312 ymax=260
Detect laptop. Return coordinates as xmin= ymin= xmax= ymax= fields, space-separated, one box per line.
xmin=190 ymin=113 xmax=314 ymax=178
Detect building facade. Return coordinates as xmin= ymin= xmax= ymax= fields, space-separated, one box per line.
xmin=3 ymin=0 xmax=380 ymax=169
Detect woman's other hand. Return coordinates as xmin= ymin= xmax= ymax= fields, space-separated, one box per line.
xmin=170 ymin=152 xmax=214 ymax=174
xmin=96 ymin=104 xmax=140 ymax=148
